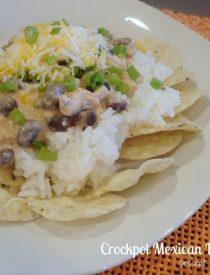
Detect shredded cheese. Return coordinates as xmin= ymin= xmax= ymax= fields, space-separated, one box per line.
xmin=0 ymin=21 xmax=109 ymax=82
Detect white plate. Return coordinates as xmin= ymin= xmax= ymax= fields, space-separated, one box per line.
xmin=0 ymin=0 xmax=210 ymax=274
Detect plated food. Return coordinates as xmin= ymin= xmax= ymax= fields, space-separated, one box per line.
xmin=0 ymin=19 xmax=202 ymax=222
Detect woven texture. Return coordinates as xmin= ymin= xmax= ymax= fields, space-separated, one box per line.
xmin=163 ymin=10 xmax=210 ymax=40
xmin=99 ymin=11 xmax=210 ymax=275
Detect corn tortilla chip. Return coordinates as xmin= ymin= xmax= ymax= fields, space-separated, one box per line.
xmin=120 ymin=131 xmax=183 ymax=160
xmin=28 ymin=194 xmax=126 ymax=222
xmin=0 ymin=188 xmax=39 ymax=222
xmin=164 ymin=69 xmax=193 ymax=87
xmin=175 ymin=80 xmax=203 ymax=113
xmin=128 ymin=114 xmax=200 ymax=137
xmin=93 ymin=158 xmax=174 ymax=197
xmin=0 ymin=166 xmax=24 ymax=188
xmin=136 ymin=37 xmax=182 ymax=70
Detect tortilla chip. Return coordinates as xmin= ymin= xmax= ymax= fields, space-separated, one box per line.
xmin=128 ymin=114 xmax=200 ymax=137
xmin=0 ymin=187 xmax=39 ymax=222
xmin=175 ymin=80 xmax=203 ymax=113
xmin=0 ymin=166 xmax=24 ymax=188
xmin=27 ymin=194 xmax=126 ymax=222
xmin=164 ymin=69 xmax=193 ymax=87
xmin=120 ymin=131 xmax=183 ymax=160
xmin=93 ymin=158 xmax=174 ymax=197
xmin=136 ymin=37 xmax=182 ymax=70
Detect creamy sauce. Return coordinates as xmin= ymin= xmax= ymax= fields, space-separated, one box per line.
xmin=0 ymin=86 xmax=60 ymax=150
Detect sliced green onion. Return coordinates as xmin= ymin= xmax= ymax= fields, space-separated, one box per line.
xmin=108 ymin=66 xmax=124 ymax=75
xmin=97 ymin=27 xmax=109 ymax=37
xmin=0 ymin=78 xmax=18 ymax=93
xmin=50 ymin=27 xmax=61 ymax=35
xmin=24 ymin=26 xmax=39 ymax=44
xmin=90 ymin=72 xmax=106 ymax=91
xmin=112 ymin=45 xmax=127 ymax=57
xmin=126 ymin=65 xmax=140 ymax=81
xmin=73 ymin=66 xmax=85 ymax=79
xmin=8 ymin=108 xmax=26 ymax=125
xmin=36 ymin=147 xmax=58 ymax=161
xmin=62 ymin=19 xmax=69 ymax=26
xmin=63 ymin=75 xmax=77 ymax=92
xmin=116 ymin=81 xmax=129 ymax=95
xmin=107 ymin=73 xmax=121 ymax=86
xmin=150 ymin=78 xmax=163 ymax=90
xmin=45 ymin=75 xmax=51 ymax=82
xmin=45 ymin=55 xmax=57 ymax=65
xmin=83 ymin=72 xmax=94 ymax=88
xmin=32 ymin=140 xmax=46 ymax=149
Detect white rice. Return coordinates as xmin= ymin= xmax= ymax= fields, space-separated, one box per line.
xmin=126 ymin=51 xmax=180 ymax=126
xmin=14 ymin=150 xmax=52 ymax=198
xmin=49 ymin=108 xmax=128 ymax=194
xmin=15 ymin=48 xmax=181 ymax=199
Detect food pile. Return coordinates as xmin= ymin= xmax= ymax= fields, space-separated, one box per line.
xmin=0 ymin=20 xmax=202 ymax=222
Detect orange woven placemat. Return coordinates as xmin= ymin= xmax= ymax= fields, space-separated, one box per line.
xmin=99 ymin=11 xmax=210 ymax=275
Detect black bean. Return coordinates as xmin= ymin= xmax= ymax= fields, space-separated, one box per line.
xmin=86 ymin=85 xmax=94 ymax=93
xmin=71 ymin=109 xmax=97 ymax=128
xmin=48 ymin=115 xmax=71 ymax=132
xmin=85 ymin=110 xmax=97 ymax=126
xmin=78 ymin=109 xmax=97 ymax=128
xmin=0 ymin=96 xmax=17 ymax=116
xmin=0 ymin=148 xmax=14 ymax=167
xmin=57 ymin=60 xmax=69 ymax=66
xmin=109 ymin=101 xmax=127 ymax=112
xmin=17 ymin=120 xmax=41 ymax=147
xmin=42 ymin=84 xmax=65 ymax=109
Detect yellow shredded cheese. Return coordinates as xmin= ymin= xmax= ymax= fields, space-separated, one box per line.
xmin=0 ymin=21 xmax=109 ymax=82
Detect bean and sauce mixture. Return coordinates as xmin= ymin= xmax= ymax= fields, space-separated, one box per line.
xmin=0 ymin=21 xmax=144 ymax=170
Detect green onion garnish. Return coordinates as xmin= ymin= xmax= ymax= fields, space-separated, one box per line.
xmin=45 ymin=76 xmax=52 ymax=83
xmin=50 ymin=27 xmax=61 ymax=35
xmin=72 ymin=66 xmax=85 ymax=78
xmin=0 ymin=78 xmax=18 ymax=93
xmin=24 ymin=26 xmax=39 ymax=44
xmin=8 ymin=108 xmax=27 ymax=125
xmin=32 ymin=140 xmax=46 ymax=149
xmin=116 ymin=81 xmax=129 ymax=95
xmin=126 ymin=65 xmax=140 ymax=81
xmin=36 ymin=147 xmax=58 ymax=161
xmin=108 ymin=66 xmax=124 ymax=76
xmin=97 ymin=27 xmax=109 ymax=37
xmin=83 ymin=72 xmax=94 ymax=88
xmin=63 ymin=75 xmax=77 ymax=92
xmin=150 ymin=78 xmax=163 ymax=90
xmin=107 ymin=73 xmax=121 ymax=86
xmin=90 ymin=72 xmax=106 ymax=91
xmin=45 ymin=55 xmax=57 ymax=65
xmin=112 ymin=45 xmax=127 ymax=57
xmin=83 ymin=72 xmax=105 ymax=92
